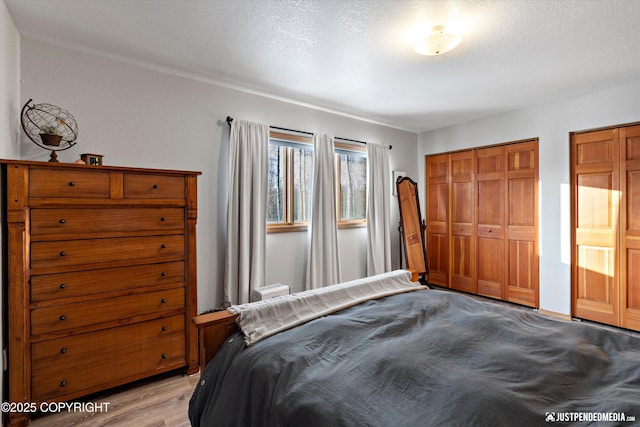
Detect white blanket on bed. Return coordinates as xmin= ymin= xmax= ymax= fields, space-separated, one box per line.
xmin=229 ymin=270 xmax=426 ymax=345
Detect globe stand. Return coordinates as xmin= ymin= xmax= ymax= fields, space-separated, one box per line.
xmin=40 ymin=133 xmax=64 ymax=162
xmin=48 ymin=151 xmax=59 ymax=163
xmin=21 ymin=99 xmax=78 ymax=162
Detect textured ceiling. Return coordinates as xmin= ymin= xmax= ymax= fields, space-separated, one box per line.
xmin=5 ymin=0 xmax=640 ymax=133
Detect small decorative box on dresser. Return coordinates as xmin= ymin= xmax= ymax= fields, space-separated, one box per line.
xmin=0 ymin=160 xmax=201 ymax=427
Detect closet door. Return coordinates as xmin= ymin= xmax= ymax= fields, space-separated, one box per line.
xmin=426 ymin=154 xmax=449 ymax=286
xmin=620 ymin=125 xmax=640 ymax=330
xmin=476 ymin=147 xmax=505 ymax=299
xmin=505 ymin=141 xmax=539 ymax=307
xmin=449 ymin=150 xmax=476 ymax=293
xmin=572 ymin=130 xmax=619 ymax=325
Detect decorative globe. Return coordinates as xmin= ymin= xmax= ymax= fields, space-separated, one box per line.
xmin=21 ymin=99 xmax=78 ymax=162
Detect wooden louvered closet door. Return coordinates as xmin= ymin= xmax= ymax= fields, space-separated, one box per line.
xmin=425 ymin=139 xmax=539 ymax=307
xmin=577 ymin=123 xmax=640 ymax=332
xmin=426 ymin=154 xmax=449 ymax=287
xmin=476 ymin=146 xmax=505 ymax=299
xmin=505 ymin=142 xmax=539 ymax=307
xmin=449 ymin=150 xmax=476 ymax=293
xmin=572 ymin=129 xmax=620 ymax=325
xmin=620 ymin=125 xmax=640 ymax=330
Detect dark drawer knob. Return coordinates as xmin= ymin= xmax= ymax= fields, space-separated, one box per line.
xmin=68 ymin=181 xmax=75 ymax=187
xmin=162 ymin=354 xmax=167 ymax=359
xmin=59 ymin=219 xmax=65 ymax=224
xmin=161 ymin=272 xmax=167 ymax=277
xmin=161 ymin=326 xmax=167 ymax=331
xmin=59 ymin=251 xmax=66 ymax=256
xmin=60 ymin=347 xmax=67 ymax=354
xmin=161 ymin=244 xmax=167 ymax=249
xmin=59 ymin=315 xmax=66 ymax=321
xmin=60 ymin=380 xmax=67 ymax=387
xmin=59 ymin=283 xmax=66 ymax=289
xmin=161 ymin=298 xmax=167 ymax=304
xmin=161 ymin=216 xmax=166 ymax=221
xmin=153 ymin=184 xmax=159 ymax=189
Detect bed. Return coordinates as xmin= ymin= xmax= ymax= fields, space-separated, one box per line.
xmin=189 ymin=271 xmax=640 ymax=426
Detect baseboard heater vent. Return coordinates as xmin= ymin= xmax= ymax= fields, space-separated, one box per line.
xmin=252 ymin=283 xmax=290 ymax=302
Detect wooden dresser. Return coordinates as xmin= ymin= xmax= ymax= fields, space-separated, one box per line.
xmin=1 ymin=160 xmax=200 ymax=427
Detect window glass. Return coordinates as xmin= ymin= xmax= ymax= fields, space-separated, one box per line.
xmin=292 ymin=146 xmax=313 ymax=222
xmin=266 ymin=132 xmax=368 ymax=232
xmin=267 ymin=144 xmax=286 ymax=223
xmin=339 ymin=152 xmax=367 ymax=220
xmin=267 ymin=132 xmax=313 ymax=231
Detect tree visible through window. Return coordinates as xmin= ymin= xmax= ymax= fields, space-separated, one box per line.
xmin=267 ymin=132 xmax=367 ymax=232
xmin=293 ymin=146 xmax=312 ymax=222
xmin=267 ymin=144 xmax=286 ymax=223
xmin=267 ymin=132 xmax=313 ymax=230
xmin=337 ymin=147 xmax=367 ymax=225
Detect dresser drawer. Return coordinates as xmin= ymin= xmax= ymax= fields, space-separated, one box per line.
xmin=31 ymin=261 xmax=185 ymax=302
xmin=31 ymin=208 xmax=185 ymax=236
xmin=31 ymin=287 xmax=185 ymax=335
xmin=123 ymin=173 xmax=185 ymax=199
xmin=29 ymin=168 xmax=110 ymax=198
xmin=32 ymin=315 xmax=185 ymax=401
xmin=31 ymin=234 xmax=184 ymax=269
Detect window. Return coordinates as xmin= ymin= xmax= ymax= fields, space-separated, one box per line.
xmin=267 ymin=131 xmax=313 ymax=232
xmin=266 ymin=132 xmax=367 ymax=232
xmin=335 ymin=142 xmax=367 ymax=228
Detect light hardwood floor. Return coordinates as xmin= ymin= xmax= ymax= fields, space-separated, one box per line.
xmin=29 ymin=371 xmax=200 ymax=427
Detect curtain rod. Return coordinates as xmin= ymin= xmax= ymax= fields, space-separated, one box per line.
xmin=226 ymin=116 xmax=312 ymax=136
xmin=226 ymin=116 xmax=392 ymax=150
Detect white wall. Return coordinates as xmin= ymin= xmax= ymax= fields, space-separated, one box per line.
xmin=0 ymin=0 xmax=20 ymax=404
xmin=418 ymin=81 xmax=640 ymax=315
xmin=1 ymin=0 xmax=20 ymax=159
xmin=19 ymin=38 xmax=418 ymax=311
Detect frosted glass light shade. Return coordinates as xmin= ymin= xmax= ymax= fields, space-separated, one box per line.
xmin=414 ymin=25 xmax=462 ymax=56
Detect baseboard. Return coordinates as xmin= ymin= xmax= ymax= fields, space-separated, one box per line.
xmin=537 ymin=308 xmax=572 ymax=321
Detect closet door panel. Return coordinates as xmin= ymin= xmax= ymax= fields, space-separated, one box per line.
xmin=427 ymin=234 xmax=448 ymax=285
xmin=450 ymin=151 xmax=475 ymax=293
xmin=572 ymin=129 xmax=619 ymax=325
xmin=452 ymin=182 xmax=472 ymax=225
xmin=505 ymin=141 xmax=539 ymax=307
xmin=577 ymin=246 xmax=614 ymax=301
xmin=476 ymin=146 xmax=505 ymax=299
xmin=427 ymin=182 xmax=448 ymax=237
xmin=624 ymin=244 xmax=640 ymax=330
xmin=577 ymin=173 xmax=615 ymax=230
xmin=477 ymin=180 xmax=503 ymax=237
xmin=451 ymin=235 xmax=472 ymax=291
xmin=620 ymin=125 xmax=640 ymax=330
xmin=477 ymin=238 xmax=503 ymax=298
xmin=426 ymin=154 xmax=449 ymax=286
xmin=508 ymin=240 xmax=536 ymax=298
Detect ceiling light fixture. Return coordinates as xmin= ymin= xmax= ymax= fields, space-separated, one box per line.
xmin=414 ymin=25 xmax=462 ymax=56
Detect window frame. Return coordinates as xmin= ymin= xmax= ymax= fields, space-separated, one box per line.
xmin=334 ymin=141 xmax=368 ymax=229
xmin=266 ymin=133 xmax=369 ymax=233
xmin=267 ymin=131 xmax=313 ymax=233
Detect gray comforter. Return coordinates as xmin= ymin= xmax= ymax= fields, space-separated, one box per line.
xmin=189 ymin=290 xmax=640 ymax=426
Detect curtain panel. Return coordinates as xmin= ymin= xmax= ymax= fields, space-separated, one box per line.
xmin=307 ymin=134 xmax=342 ymax=289
xmin=366 ymin=143 xmax=392 ymax=275
xmin=224 ymin=120 xmax=269 ymax=305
